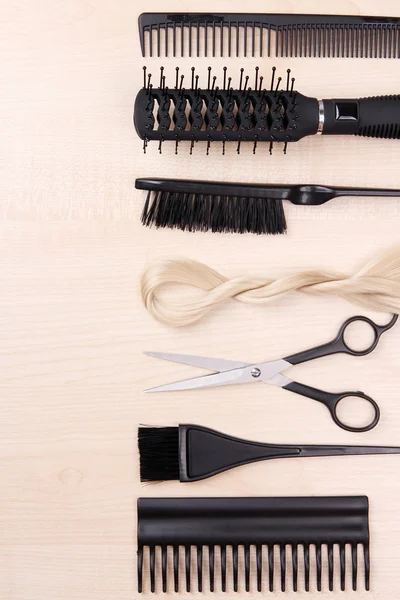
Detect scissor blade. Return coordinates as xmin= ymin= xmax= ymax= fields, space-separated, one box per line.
xmin=145 ymin=366 xmax=259 ymax=392
xmin=144 ymin=351 xmax=250 ymax=372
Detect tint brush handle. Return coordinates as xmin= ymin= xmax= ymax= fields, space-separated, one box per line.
xmin=180 ymin=425 xmax=400 ymax=482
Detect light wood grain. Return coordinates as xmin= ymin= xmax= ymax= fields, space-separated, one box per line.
xmin=1 ymin=1 xmax=400 ymax=598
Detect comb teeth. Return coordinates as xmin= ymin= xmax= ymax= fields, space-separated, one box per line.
xmin=137 ymin=542 xmax=370 ymax=593
xmin=138 ymin=497 xmax=371 ymax=594
xmin=139 ymin=13 xmax=400 ymax=58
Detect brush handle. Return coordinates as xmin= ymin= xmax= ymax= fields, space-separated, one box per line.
xmin=322 ymin=96 xmax=400 ymax=138
xmin=297 ymin=444 xmax=400 ymax=458
xmin=179 ymin=425 xmax=400 ymax=482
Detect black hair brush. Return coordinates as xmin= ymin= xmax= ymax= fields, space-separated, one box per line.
xmin=138 ymin=424 xmax=400 ymax=482
xmin=135 ymin=65 xmax=400 ymax=155
xmin=136 ymin=177 xmax=400 ymax=235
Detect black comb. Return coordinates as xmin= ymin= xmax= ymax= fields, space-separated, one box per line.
xmin=139 ymin=12 xmax=400 ymax=58
xmin=136 ymin=177 xmax=400 ymax=235
xmin=135 ymin=66 xmax=400 ymax=155
xmin=137 ymin=496 xmax=370 ymax=593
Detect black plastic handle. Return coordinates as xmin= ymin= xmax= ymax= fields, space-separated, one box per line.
xmin=285 ymin=314 xmax=398 ymax=365
xmin=323 ymin=96 xmax=400 ymax=138
xmin=283 ymin=381 xmax=380 ymax=433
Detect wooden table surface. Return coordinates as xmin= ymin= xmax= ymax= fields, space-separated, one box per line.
xmin=2 ymin=0 xmax=400 ymax=598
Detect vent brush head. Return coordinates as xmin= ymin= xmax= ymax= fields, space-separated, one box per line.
xmin=139 ymin=12 xmax=400 ymax=59
xmin=137 ymin=496 xmax=370 ymax=593
xmin=135 ymin=66 xmax=400 ymax=155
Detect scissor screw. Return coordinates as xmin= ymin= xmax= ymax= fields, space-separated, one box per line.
xmin=251 ymin=368 xmax=261 ymax=378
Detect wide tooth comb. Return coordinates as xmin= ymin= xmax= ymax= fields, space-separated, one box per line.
xmin=139 ymin=12 xmax=400 ymax=58
xmin=137 ymin=496 xmax=370 ymax=593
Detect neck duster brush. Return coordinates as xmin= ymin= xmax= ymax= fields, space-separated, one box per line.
xmin=135 ymin=66 xmax=400 ymax=155
xmin=138 ymin=424 xmax=400 ymax=482
xmin=137 ymin=177 xmax=400 ymax=235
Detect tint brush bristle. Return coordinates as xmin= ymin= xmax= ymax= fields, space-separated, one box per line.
xmin=141 ymin=191 xmax=287 ymax=234
xmin=138 ymin=426 xmax=180 ymax=481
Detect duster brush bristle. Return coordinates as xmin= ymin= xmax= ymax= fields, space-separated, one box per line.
xmin=138 ymin=426 xmax=180 ymax=482
xmin=141 ymin=191 xmax=287 ymax=234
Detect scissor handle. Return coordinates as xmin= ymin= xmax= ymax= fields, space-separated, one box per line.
xmin=284 ymin=381 xmax=380 ymax=433
xmin=285 ymin=314 xmax=398 ymax=365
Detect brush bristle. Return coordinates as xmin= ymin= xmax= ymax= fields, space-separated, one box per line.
xmin=138 ymin=426 xmax=180 ymax=482
xmin=141 ymin=191 xmax=287 ymax=234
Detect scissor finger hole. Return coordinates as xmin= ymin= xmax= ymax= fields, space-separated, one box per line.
xmin=335 ymin=395 xmax=377 ymax=429
xmin=343 ymin=320 xmax=377 ymax=353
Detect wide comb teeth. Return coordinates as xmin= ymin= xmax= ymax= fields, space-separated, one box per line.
xmin=139 ymin=12 xmax=400 ymax=58
xmin=137 ymin=542 xmax=370 ymax=593
xmin=137 ymin=497 xmax=371 ymax=593
xmin=134 ymin=66 xmax=315 ymax=154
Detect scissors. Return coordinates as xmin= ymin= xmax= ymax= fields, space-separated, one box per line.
xmin=145 ymin=314 xmax=398 ymax=433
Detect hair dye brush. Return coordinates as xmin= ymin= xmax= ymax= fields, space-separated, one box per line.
xmin=137 ymin=177 xmax=400 ymax=234
xmin=138 ymin=424 xmax=400 ymax=482
xmin=135 ymin=66 xmax=400 ymax=155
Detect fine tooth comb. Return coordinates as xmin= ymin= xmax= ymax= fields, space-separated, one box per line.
xmin=137 ymin=496 xmax=371 ymax=593
xmin=136 ymin=177 xmax=400 ymax=235
xmin=139 ymin=12 xmax=400 ymax=59
xmin=135 ymin=66 xmax=400 ymax=155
